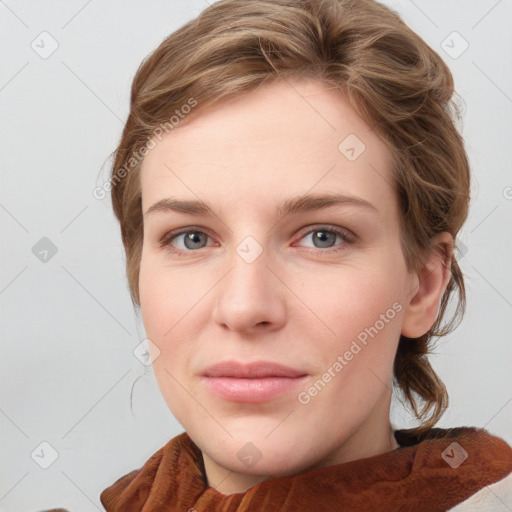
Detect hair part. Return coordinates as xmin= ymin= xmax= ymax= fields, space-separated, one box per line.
xmin=109 ymin=0 xmax=470 ymax=435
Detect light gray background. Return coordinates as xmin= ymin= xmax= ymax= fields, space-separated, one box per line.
xmin=1 ymin=0 xmax=511 ymax=510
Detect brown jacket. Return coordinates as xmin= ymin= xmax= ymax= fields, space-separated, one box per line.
xmin=43 ymin=426 xmax=512 ymax=511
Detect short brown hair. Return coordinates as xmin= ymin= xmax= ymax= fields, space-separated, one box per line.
xmin=108 ymin=0 xmax=470 ymax=434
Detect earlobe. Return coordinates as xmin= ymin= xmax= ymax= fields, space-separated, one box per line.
xmin=401 ymin=232 xmax=454 ymax=339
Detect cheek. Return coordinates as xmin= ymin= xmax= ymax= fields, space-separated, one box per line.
xmin=317 ymin=264 xmax=404 ymax=336
xmin=139 ymin=256 xmax=195 ymax=363
xmin=138 ymin=253 xmax=217 ymax=397
xmin=310 ymin=262 xmax=406 ymax=385
xmin=300 ymin=273 xmax=404 ymax=411
xmin=139 ymin=259 xmax=198 ymax=420
xmin=139 ymin=269 xmax=171 ymax=341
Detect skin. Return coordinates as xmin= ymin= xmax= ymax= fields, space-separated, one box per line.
xmin=138 ymin=77 xmax=453 ymax=495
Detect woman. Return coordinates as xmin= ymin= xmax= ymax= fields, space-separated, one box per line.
xmin=59 ymin=0 xmax=512 ymax=510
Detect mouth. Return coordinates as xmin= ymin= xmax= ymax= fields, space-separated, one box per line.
xmin=201 ymin=360 xmax=308 ymax=403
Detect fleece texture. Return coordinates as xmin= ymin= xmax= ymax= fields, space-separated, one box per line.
xmin=93 ymin=426 xmax=512 ymax=512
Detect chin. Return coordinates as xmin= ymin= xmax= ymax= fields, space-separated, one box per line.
xmin=192 ymin=425 xmax=328 ymax=479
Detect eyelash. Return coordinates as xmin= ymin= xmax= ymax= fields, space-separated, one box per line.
xmin=158 ymin=225 xmax=356 ymax=256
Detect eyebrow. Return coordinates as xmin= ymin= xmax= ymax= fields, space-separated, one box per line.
xmin=144 ymin=193 xmax=378 ymax=218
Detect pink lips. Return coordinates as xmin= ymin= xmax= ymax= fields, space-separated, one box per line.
xmin=201 ymin=361 xmax=308 ymax=403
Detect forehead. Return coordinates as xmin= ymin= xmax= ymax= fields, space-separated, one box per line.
xmin=140 ymin=78 xmax=395 ymax=217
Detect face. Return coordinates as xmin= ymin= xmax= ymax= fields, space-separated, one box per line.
xmin=139 ymin=77 xmax=417 ymax=491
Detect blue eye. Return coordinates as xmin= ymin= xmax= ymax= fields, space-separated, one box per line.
xmin=296 ymin=227 xmax=354 ymax=251
xmin=159 ymin=225 xmax=355 ymax=256
xmin=160 ymin=230 xmax=212 ymax=252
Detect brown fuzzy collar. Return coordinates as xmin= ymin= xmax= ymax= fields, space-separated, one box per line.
xmin=100 ymin=427 xmax=512 ymax=511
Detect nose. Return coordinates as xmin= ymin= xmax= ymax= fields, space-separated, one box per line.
xmin=211 ymin=244 xmax=286 ymax=334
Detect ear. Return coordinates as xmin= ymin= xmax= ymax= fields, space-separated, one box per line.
xmin=401 ymin=232 xmax=454 ymax=338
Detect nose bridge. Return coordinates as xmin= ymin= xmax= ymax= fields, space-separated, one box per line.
xmin=212 ymin=231 xmax=285 ymax=332
xmin=225 ymin=221 xmax=270 ymax=282
xmin=225 ymin=234 xmax=271 ymax=305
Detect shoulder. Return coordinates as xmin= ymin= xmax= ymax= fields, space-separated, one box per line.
xmin=448 ymin=471 xmax=512 ymax=511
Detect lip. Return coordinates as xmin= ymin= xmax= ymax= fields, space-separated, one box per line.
xmin=202 ymin=360 xmax=306 ymax=378
xmin=201 ymin=360 xmax=308 ymax=403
